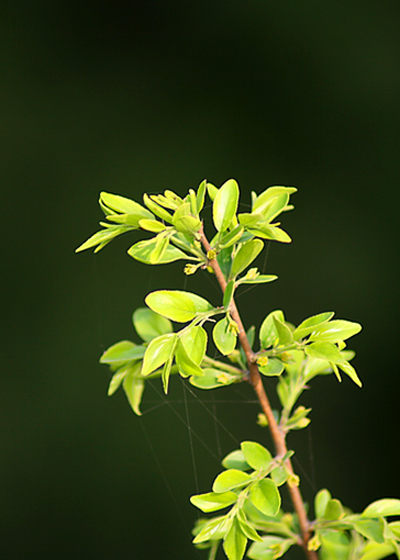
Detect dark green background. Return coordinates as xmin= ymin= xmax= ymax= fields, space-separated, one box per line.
xmin=1 ymin=1 xmax=399 ymax=558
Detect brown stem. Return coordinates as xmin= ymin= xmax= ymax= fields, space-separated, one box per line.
xmin=200 ymin=228 xmax=318 ymax=560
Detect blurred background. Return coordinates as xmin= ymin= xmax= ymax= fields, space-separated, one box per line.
xmin=1 ymin=1 xmax=400 ymax=558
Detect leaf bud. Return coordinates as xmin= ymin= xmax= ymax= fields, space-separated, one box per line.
xmin=184 ymin=264 xmax=198 ymax=275
xmin=287 ymin=473 xmax=300 ymax=487
xmin=257 ymin=355 xmax=269 ymax=367
xmin=308 ymin=534 xmax=321 ymax=551
xmin=257 ymin=413 xmax=268 ymax=427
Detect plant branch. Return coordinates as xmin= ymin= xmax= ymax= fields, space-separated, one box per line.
xmin=199 ymin=226 xmax=318 ymax=560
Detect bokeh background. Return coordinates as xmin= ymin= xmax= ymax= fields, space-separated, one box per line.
xmin=1 ymin=1 xmax=400 ymax=559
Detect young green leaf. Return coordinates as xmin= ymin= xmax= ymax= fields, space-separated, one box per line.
xmin=145 ymin=290 xmax=212 ymax=323
xmin=161 ymin=356 xmax=174 ymax=393
xmin=223 ymin=280 xmax=235 ymax=310
xmin=355 ymin=519 xmax=385 ymax=544
xmin=100 ymin=341 xmax=146 ymax=365
xmin=285 ymin=406 xmax=312 ymax=430
xmin=259 ymin=310 xmax=285 ymax=349
xmin=207 ymin=182 xmax=219 ymax=201
xmin=338 ymin=361 xmax=362 ymax=387
xmin=238 ymin=212 xmax=264 ymax=229
xmin=230 ymin=239 xmax=264 ymax=279
xmin=213 ymin=179 xmax=239 ymax=232
xmin=175 ymin=340 xmax=203 ymax=378
xmin=141 ymin=333 xmax=178 ymax=376
xmin=247 ymin=224 xmax=292 ymax=244
xmin=319 ymin=529 xmax=350 ymax=560
xmin=323 ymin=499 xmax=344 ymax=520
xmin=271 ymin=466 xmax=288 ymax=487
xmin=222 ymin=450 xmax=251 ymax=471
xmin=252 ymin=186 xmax=296 ymax=217
xmin=143 ymin=193 xmax=173 ymax=223
xmin=189 ymin=368 xmax=237 ymax=390
xmin=172 ymin=202 xmax=201 ymax=235
xmin=305 ymin=342 xmax=345 ymax=364
xmin=137 ymin=219 xmax=167 ymax=233
xmin=100 ymin=192 xmax=154 ymax=218
xmin=75 ymin=224 xmax=134 ymax=253
xmin=240 ymin=441 xmax=272 ymax=471
xmin=258 ymin=358 xmax=285 ymax=377
xmin=237 ymin=271 xmax=278 ymax=285
xmin=123 ymin=370 xmax=145 ymax=415
xmin=132 ymin=308 xmax=173 ymax=343
xmin=247 ymin=535 xmax=294 ymax=560
xmin=196 ymin=179 xmax=206 ymax=213
xmin=253 ymin=193 xmax=290 ymax=226
xmin=190 ymin=491 xmax=238 ymax=513
xmin=309 ymin=320 xmax=362 ymax=343
xmin=180 ymin=326 xmax=207 ymax=365
xmin=223 ymin=518 xmax=248 ymax=560
xmin=315 ymin=489 xmax=332 ymax=519
xmin=363 ymin=499 xmax=400 ymax=518
xmin=149 ymin=233 xmax=170 ymax=263
xmin=237 ymin=513 xmax=263 ymax=543
xmin=128 ymin=238 xmax=189 ymax=264
xmin=193 ymin=515 xmax=231 ymax=544
xmin=213 ymin=318 xmax=237 ymax=356
xmin=213 ymin=469 xmax=252 ymax=493
xmin=108 ymin=367 xmax=130 ymax=396
xmin=292 ymin=312 xmax=335 ymax=341
xmin=219 ymin=225 xmax=245 ymax=249
xmin=249 ymin=479 xmax=281 ymax=517
xmin=273 ymin=316 xmax=293 ymax=346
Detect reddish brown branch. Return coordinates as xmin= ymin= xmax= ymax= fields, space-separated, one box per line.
xmin=200 ymin=228 xmax=318 ymax=560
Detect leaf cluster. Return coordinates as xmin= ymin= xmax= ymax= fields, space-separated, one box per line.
xmin=76 ymin=178 xmax=398 ymax=560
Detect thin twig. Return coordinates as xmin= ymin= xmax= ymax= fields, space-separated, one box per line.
xmin=199 ymin=226 xmax=318 ymax=560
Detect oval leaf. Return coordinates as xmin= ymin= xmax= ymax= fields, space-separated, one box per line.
xmin=190 ymin=491 xmax=238 ymax=513
xmin=230 ymin=239 xmax=264 ymax=279
xmin=133 ymin=308 xmax=173 ymax=342
xmin=240 ymin=441 xmax=272 ymax=471
xmin=123 ymin=371 xmax=145 ymax=416
xmin=213 ymin=469 xmax=252 ymax=493
xmin=100 ymin=341 xmax=145 ymax=365
xmin=273 ymin=316 xmax=293 ymax=346
xmin=175 ymin=340 xmax=203 ymax=378
xmin=189 ymin=368 xmax=237 ymax=390
xmin=145 ymin=290 xmax=211 ymax=323
xmin=293 ymin=312 xmax=335 ymax=341
xmin=100 ymin=192 xmax=154 ymax=218
xmin=222 ymin=450 xmax=251 ymax=471
xmin=324 ymin=499 xmax=344 ymax=520
xmin=223 ymin=518 xmax=248 ymax=560
xmin=259 ymin=358 xmax=285 ymax=377
xmin=315 ymin=489 xmax=332 ymax=519
xmin=305 ymin=342 xmax=345 ymax=364
xmin=363 ymin=499 xmax=400 ymax=518
xmin=213 ymin=179 xmax=239 ymax=232
xmin=213 ymin=318 xmax=237 ymax=356
xmin=309 ymin=320 xmax=362 ymax=343
xmin=355 ymin=519 xmax=385 ymax=544
xmin=193 ymin=515 xmax=230 ymax=544
xmin=180 ymin=326 xmax=207 ymax=365
xmin=250 ymin=479 xmax=281 ymax=517
xmin=128 ymin=239 xmax=189 ymax=264
xmin=259 ymin=310 xmax=285 ymax=349
xmin=224 ymin=280 xmax=235 ymax=310
xmin=141 ymin=333 xmax=178 ymax=376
